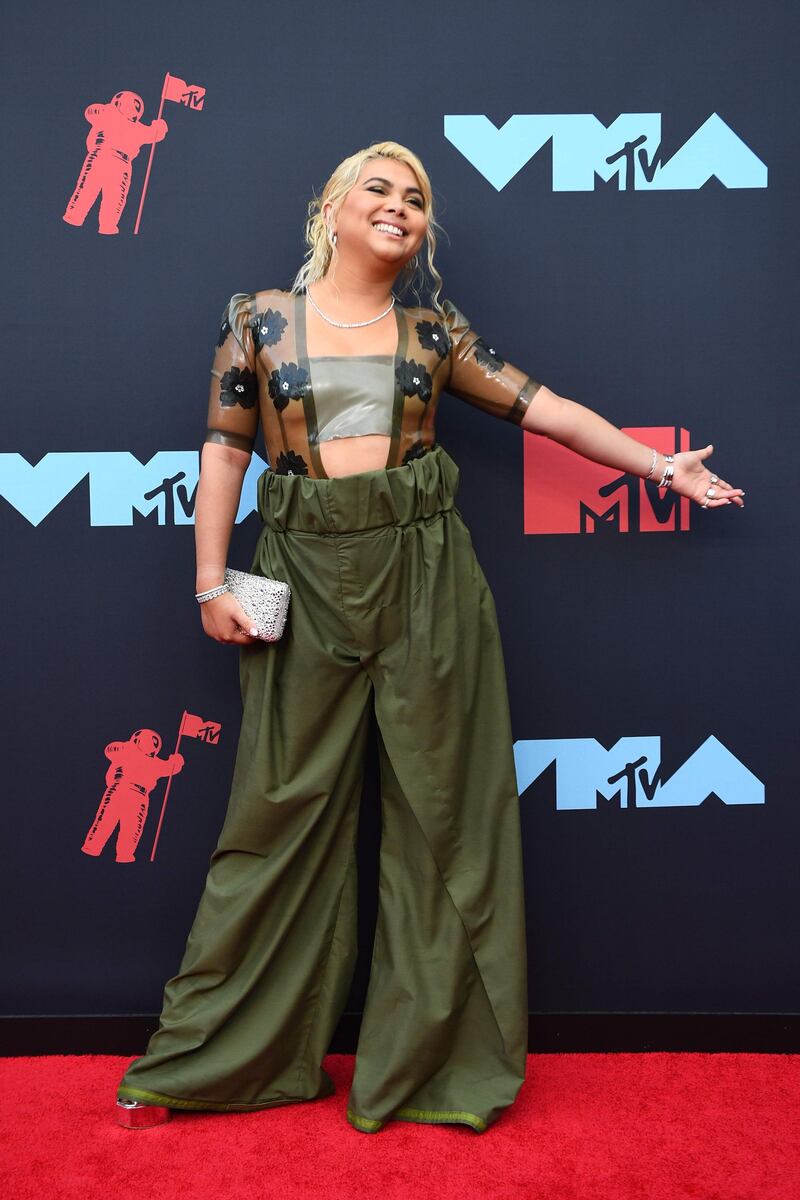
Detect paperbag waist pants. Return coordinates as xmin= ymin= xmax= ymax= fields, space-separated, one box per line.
xmin=117 ymin=444 xmax=529 ymax=1133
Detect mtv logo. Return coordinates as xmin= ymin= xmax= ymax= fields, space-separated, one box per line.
xmin=513 ymin=735 xmax=764 ymax=810
xmin=444 ymin=113 xmax=768 ymax=192
xmin=523 ymin=425 xmax=691 ymax=535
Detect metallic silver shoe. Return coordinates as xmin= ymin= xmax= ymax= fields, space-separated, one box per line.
xmin=116 ymin=1098 xmax=172 ymax=1128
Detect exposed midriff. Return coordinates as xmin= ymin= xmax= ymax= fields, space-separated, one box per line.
xmin=318 ymin=434 xmax=393 ymax=477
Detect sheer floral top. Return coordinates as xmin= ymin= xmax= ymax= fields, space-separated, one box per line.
xmin=205 ymin=287 xmax=542 ymax=477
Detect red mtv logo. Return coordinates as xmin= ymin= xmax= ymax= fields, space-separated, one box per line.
xmin=523 ymin=425 xmax=691 ymax=534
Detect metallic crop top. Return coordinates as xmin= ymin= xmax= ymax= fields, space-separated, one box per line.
xmin=205 ymin=287 xmax=543 ymax=477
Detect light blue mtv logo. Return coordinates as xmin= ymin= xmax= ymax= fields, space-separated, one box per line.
xmin=445 ymin=113 xmax=768 ymax=191
xmin=513 ymin=735 xmax=764 ymax=809
xmin=0 ymin=451 xmax=268 ymax=526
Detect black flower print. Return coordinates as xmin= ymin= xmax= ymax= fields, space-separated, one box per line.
xmin=274 ymin=449 xmax=309 ymax=476
xmin=216 ymin=315 xmax=232 ymax=348
xmin=396 ymin=358 xmax=433 ymax=404
xmin=251 ymin=308 xmax=288 ymax=351
xmin=473 ymin=337 xmax=505 ymax=373
xmin=219 ymin=366 xmax=257 ymax=409
xmin=402 ymin=439 xmax=434 ymax=465
xmin=268 ymin=362 xmax=310 ymax=413
xmin=416 ymin=318 xmax=451 ymax=360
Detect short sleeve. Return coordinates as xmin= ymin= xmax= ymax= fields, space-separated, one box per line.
xmin=205 ymin=293 xmax=259 ymax=453
xmin=441 ymin=298 xmax=541 ymax=425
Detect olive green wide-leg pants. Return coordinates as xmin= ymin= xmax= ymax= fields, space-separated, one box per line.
xmin=117 ymin=445 xmax=528 ymax=1133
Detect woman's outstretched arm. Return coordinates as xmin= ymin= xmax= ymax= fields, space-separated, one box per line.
xmin=519 ymin=385 xmax=744 ymax=509
xmin=440 ymin=298 xmax=744 ymax=510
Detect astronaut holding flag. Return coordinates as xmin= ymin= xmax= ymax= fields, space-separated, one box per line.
xmin=62 ymin=73 xmax=205 ymax=235
xmin=81 ymin=729 xmax=184 ymax=863
xmin=81 ymin=711 xmax=219 ymax=864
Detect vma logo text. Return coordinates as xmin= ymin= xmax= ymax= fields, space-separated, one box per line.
xmin=0 ymin=451 xmax=269 ymax=526
xmin=524 ymin=425 xmax=690 ymax=535
xmin=444 ymin=112 xmax=767 ymax=192
xmin=514 ymin=735 xmax=764 ymax=810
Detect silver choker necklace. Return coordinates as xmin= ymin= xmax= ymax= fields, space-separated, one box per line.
xmin=306 ymin=286 xmax=397 ymax=329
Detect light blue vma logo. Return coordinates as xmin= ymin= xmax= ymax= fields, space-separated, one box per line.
xmin=444 ymin=113 xmax=767 ymax=191
xmin=0 ymin=451 xmax=268 ymax=526
xmin=514 ymin=736 xmax=764 ymax=809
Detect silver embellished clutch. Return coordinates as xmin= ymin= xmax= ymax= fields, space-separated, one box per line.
xmin=223 ymin=567 xmax=291 ymax=642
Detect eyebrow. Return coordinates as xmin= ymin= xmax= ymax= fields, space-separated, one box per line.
xmin=363 ymin=176 xmax=424 ymax=198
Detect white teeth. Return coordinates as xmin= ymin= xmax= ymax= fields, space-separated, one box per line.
xmin=374 ymin=222 xmax=405 ymax=237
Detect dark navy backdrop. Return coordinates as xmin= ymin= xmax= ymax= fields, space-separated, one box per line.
xmin=2 ymin=0 xmax=797 ymax=1023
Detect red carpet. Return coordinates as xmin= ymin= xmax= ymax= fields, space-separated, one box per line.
xmin=1 ymin=1053 xmax=798 ymax=1199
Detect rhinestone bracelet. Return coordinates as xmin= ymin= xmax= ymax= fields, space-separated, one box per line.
xmin=196 ymin=584 xmax=229 ymax=604
xmin=644 ymin=447 xmax=658 ymax=480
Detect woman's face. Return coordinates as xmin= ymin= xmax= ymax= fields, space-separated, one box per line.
xmin=325 ymin=159 xmax=429 ymax=272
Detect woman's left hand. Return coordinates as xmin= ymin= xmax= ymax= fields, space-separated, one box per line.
xmin=670 ymin=444 xmax=745 ymax=508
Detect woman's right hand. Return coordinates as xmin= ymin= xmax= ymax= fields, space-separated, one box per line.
xmin=199 ymin=592 xmax=260 ymax=644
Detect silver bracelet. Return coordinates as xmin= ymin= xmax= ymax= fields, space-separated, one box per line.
xmin=196 ymin=584 xmax=229 ymax=604
xmin=656 ymin=454 xmax=675 ymax=489
xmin=644 ymin=447 xmax=657 ymax=480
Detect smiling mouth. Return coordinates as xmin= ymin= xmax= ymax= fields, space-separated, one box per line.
xmin=373 ymin=222 xmax=407 ymax=238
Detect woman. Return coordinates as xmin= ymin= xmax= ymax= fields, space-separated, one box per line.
xmin=116 ymin=140 xmax=743 ymax=1135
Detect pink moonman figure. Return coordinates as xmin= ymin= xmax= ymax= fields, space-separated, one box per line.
xmin=62 ymin=91 xmax=168 ymax=235
xmin=81 ymin=729 xmax=184 ymax=863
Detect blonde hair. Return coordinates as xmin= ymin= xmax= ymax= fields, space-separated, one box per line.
xmin=290 ymin=141 xmax=448 ymax=318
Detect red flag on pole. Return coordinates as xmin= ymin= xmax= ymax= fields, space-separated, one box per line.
xmin=181 ymin=711 xmax=222 ymax=743
xmin=163 ymin=73 xmax=206 ymax=110
xmin=133 ymin=71 xmax=206 ymax=234
xmin=149 ymin=709 xmax=221 ymax=861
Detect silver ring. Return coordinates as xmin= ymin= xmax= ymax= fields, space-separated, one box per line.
xmin=710 ymin=474 xmax=719 ymax=484
xmin=701 ymin=499 xmax=709 ymax=508
xmin=706 ymin=487 xmax=716 ymax=498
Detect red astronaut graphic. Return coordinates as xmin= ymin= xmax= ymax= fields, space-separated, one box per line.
xmin=62 ymin=91 xmax=168 ymax=235
xmin=81 ymin=729 xmax=184 ymax=863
